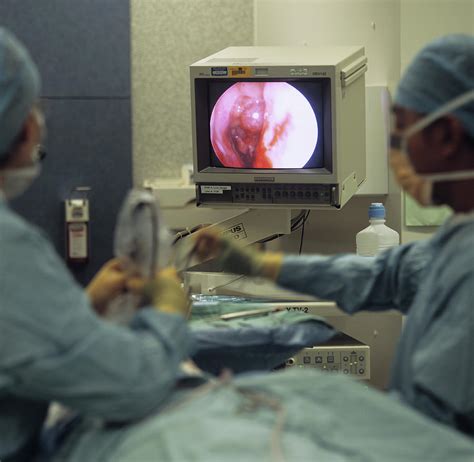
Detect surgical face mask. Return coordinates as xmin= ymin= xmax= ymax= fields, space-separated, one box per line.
xmin=0 ymin=108 xmax=46 ymax=200
xmin=2 ymin=162 xmax=41 ymax=199
xmin=390 ymin=90 xmax=474 ymax=205
xmin=389 ymin=150 xmax=433 ymax=206
xmin=1 ymin=144 xmax=42 ymax=199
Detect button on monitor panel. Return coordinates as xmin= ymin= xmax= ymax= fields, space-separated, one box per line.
xmin=285 ymin=334 xmax=370 ymax=380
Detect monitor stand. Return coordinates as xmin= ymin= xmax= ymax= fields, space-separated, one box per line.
xmin=174 ymin=208 xmax=294 ymax=299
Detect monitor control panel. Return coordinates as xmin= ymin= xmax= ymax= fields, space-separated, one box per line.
xmin=285 ymin=337 xmax=370 ymax=380
xmin=197 ymin=183 xmax=336 ymax=206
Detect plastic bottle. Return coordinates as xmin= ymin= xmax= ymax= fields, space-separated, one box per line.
xmin=356 ymin=203 xmax=399 ymax=257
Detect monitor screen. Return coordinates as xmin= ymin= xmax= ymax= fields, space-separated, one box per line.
xmin=206 ymin=80 xmax=326 ymax=170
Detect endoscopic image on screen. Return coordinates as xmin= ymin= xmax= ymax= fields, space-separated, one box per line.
xmin=209 ymin=81 xmax=323 ymax=169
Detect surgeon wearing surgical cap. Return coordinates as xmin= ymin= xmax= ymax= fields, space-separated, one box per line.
xmin=0 ymin=28 xmax=191 ymax=462
xmin=391 ymin=34 xmax=474 ymax=209
xmin=0 ymin=27 xmax=43 ymax=199
xmin=193 ymin=34 xmax=474 ymax=436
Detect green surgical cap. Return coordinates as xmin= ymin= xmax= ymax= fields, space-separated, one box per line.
xmin=395 ymin=34 xmax=474 ymax=138
xmin=0 ymin=28 xmax=40 ymax=161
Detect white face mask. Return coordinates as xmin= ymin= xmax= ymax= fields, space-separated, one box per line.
xmin=1 ymin=109 xmax=46 ymax=200
xmin=391 ymin=90 xmax=474 ymax=205
xmin=2 ymin=161 xmax=41 ymax=199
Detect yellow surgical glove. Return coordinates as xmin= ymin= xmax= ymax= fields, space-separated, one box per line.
xmin=86 ymin=258 xmax=127 ymax=316
xmin=136 ymin=267 xmax=190 ymax=318
xmin=193 ymin=228 xmax=283 ymax=280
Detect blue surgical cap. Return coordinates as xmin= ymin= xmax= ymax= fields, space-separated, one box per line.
xmin=0 ymin=27 xmax=40 ymax=162
xmin=395 ymin=34 xmax=474 ymax=138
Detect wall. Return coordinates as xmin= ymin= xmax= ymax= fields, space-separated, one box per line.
xmin=255 ymin=0 xmax=401 ymax=89
xmin=0 ymin=0 xmax=132 ymax=285
xmin=400 ymin=0 xmax=474 ymax=70
xmin=131 ymin=0 xmax=254 ymax=185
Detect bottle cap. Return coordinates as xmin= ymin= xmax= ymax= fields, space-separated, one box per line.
xmin=369 ymin=202 xmax=385 ymax=219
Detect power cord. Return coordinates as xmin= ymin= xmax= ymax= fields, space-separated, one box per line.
xmin=257 ymin=210 xmax=309 ymax=244
xmin=290 ymin=210 xmax=307 ymax=230
xmin=172 ymin=224 xmax=207 ymax=245
xmin=298 ymin=211 xmax=311 ymax=254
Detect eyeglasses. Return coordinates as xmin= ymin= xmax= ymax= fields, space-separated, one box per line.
xmin=38 ymin=147 xmax=47 ymax=161
xmin=33 ymin=145 xmax=47 ymax=162
xmin=389 ymin=90 xmax=474 ymax=183
xmin=390 ymin=90 xmax=474 ymax=153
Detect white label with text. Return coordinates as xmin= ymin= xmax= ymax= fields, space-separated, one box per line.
xmin=201 ymin=185 xmax=231 ymax=194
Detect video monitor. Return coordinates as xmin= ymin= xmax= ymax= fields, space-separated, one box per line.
xmin=190 ymin=46 xmax=367 ymax=208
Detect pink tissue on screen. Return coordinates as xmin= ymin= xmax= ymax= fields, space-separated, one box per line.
xmin=210 ymin=82 xmax=318 ymax=168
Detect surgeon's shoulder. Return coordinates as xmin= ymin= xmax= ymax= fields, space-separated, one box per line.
xmin=0 ymin=204 xmax=51 ymax=249
xmin=443 ymin=215 xmax=474 ymax=248
xmin=436 ymin=215 xmax=474 ymax=276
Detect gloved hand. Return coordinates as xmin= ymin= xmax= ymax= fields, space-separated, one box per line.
xmin=135 ymin=267 xmax=190 ymax=318
xmin=86 ymin=258 xmax=127 ymax=316
xmin=192 ymin=228 xmax=283 ymax=279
